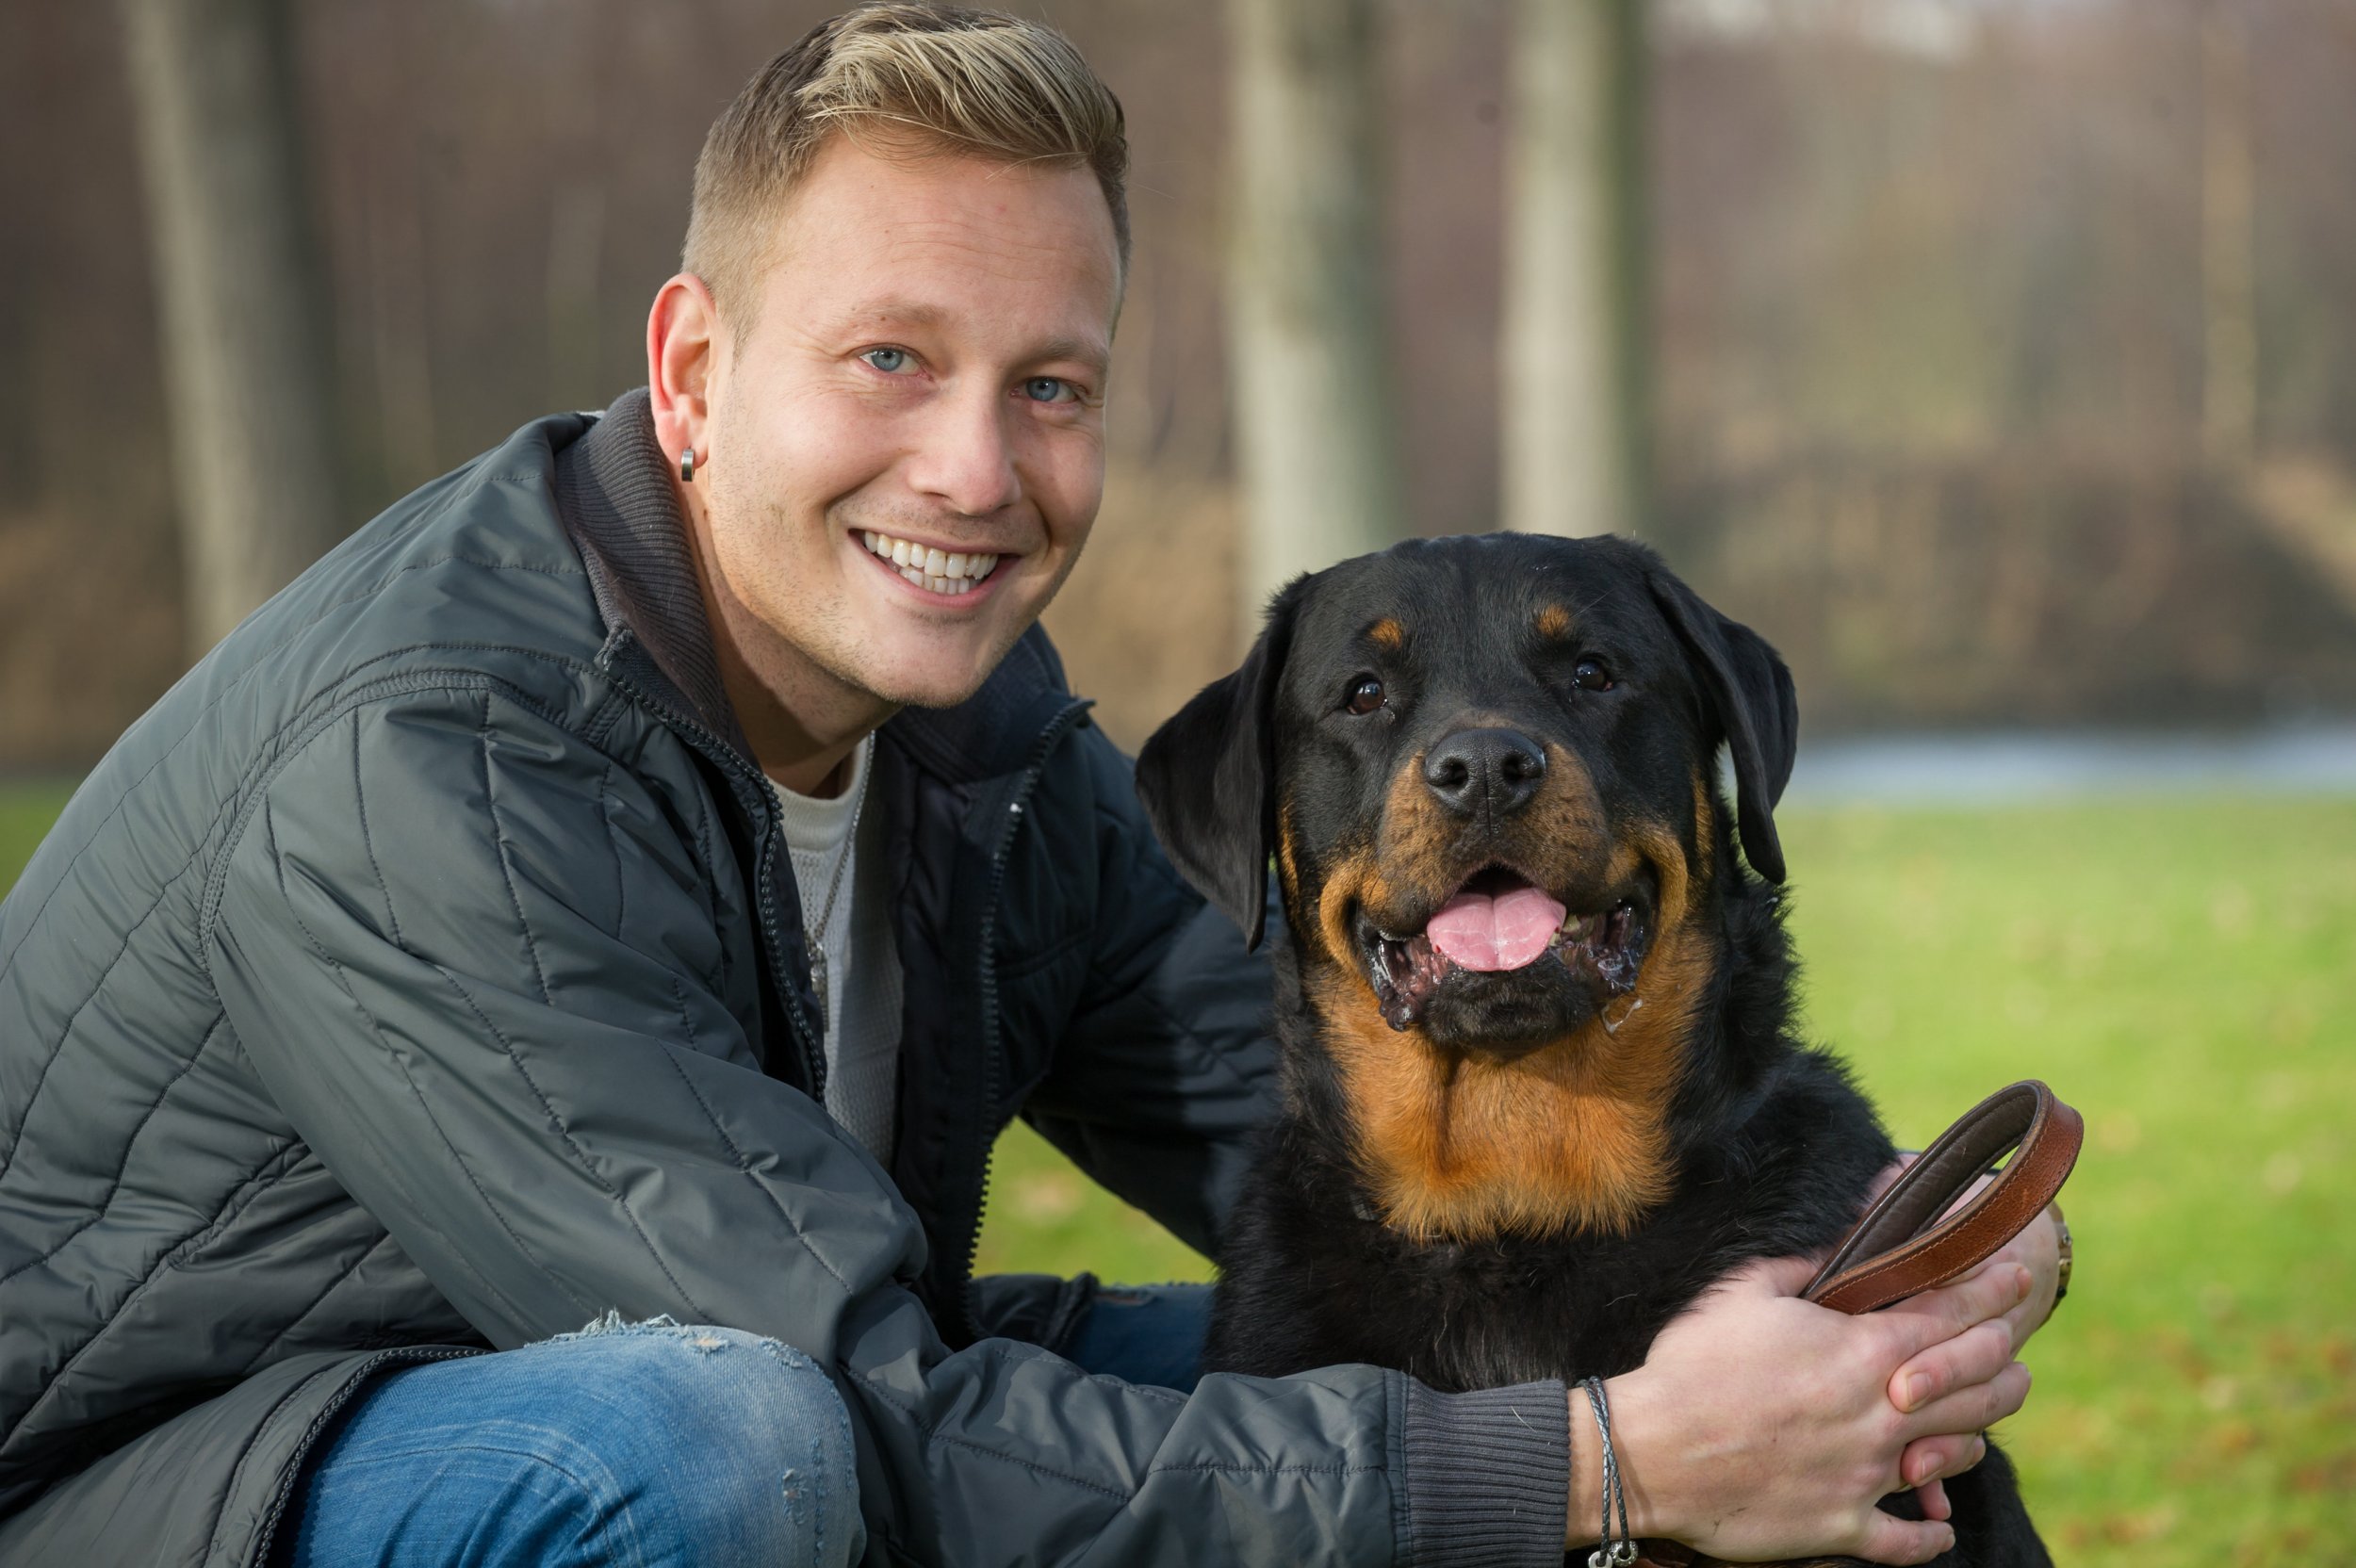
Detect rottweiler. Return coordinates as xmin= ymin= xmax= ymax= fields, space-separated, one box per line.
xmin=1134 ymin=532 xmax=2047 ymax=1566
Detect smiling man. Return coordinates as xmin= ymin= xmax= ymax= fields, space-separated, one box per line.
xmin=0 ymin=8 xmax=2053 ymax=1567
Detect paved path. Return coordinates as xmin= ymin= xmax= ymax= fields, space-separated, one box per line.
xmin=1782 ymin=724 xmax=2356 ymax=805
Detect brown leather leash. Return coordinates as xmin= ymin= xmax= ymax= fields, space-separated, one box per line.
xmin=1628 ymin=1081 xmax=2083 ymax=1568
xmin=1801 ymin=1079 xmax=2083 ymax=1314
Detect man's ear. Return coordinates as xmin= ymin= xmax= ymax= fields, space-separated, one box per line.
xmin=1136 ymin=581 xmax=1303 ymax=949
xmin=1647 ymin=570 xmax=1799 ymax=885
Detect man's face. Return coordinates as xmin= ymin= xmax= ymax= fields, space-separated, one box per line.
xmin=698 ymin=134 xmax=1121 ymax=710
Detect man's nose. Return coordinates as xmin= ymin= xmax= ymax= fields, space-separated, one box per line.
xmin=1423 ymin=727 xmax=1548 ymax=818
xmin=907 ymin=385 xmax=1023 ymax=517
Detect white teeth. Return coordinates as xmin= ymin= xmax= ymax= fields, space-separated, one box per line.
xmin=860 ymin=530 xmax=1001 ymax=588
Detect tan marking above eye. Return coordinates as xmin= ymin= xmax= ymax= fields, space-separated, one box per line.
xmin=1368 ymin=617 xmax=1407 ymax=652
xmin=1534 ymin=604 xmax=1573 ymax=639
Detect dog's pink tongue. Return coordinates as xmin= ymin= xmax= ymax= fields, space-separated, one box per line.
xmin=1425 ymin=884 xmax=1568 ymax=972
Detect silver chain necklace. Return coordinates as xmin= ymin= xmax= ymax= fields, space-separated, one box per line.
xmin=794 ymin=740 xmax=873 ymax=1040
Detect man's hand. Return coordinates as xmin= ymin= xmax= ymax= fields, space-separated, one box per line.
xmin=1866 ymin=1153 xmax=2065 ymax=1495
xmin=1576 ymin=1254 xmax=2032 ymax=1565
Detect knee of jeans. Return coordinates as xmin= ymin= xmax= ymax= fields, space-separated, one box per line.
xmin=546 ymin=1316 xmax=864 ymax=1568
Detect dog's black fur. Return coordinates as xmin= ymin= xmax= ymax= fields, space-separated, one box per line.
xmin=1135 ymin=533 xmax=2046 ymax=1566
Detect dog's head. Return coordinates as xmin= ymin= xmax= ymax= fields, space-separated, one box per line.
xmin=1139 ymin=532 xmax=1793 ymax=1051
xmin=1137 ymin=533 xmax=1798 ymax=1236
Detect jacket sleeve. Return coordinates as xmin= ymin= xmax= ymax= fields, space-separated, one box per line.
xmin=1017 ymin=722 xmax=1284 ymax=1262
xmin=206 ymin=683 xmax=1567 ymax=1568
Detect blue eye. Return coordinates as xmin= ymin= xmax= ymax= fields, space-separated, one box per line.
xmin=1023 ymin=377 xmax=1075 ymax=403
xmin=861 ymin=348 xmax=911 ymax=374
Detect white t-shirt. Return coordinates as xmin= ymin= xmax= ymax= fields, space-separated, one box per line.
xmin=767 ymin=735 xmax=902 ymax=1162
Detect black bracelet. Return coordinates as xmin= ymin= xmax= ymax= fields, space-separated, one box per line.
xmin=2051 ymin=1201 xmax=2071 ymax=1304
xmin=1579 ymin=1376 xmax=1636 ymax=1568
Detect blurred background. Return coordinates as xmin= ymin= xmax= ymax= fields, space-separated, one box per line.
xmin=1 ymin=0 xmax=2350 ymax=1561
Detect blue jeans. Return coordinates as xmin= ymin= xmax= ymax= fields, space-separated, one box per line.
xmin=276 ymin=1315 xmax=863 ymax=1568
xmin=280 ymin=1286 xmax=1209 ymax=1567
xmin=1060 ymin=1281 xmax=1212 ymax=1393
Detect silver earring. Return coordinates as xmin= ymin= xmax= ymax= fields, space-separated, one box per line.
xmin=680 ymin=447 xmax=697 ymax=482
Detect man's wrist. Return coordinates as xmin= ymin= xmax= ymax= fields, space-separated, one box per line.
xmin=1565 ymin=1372 xmax=1677 ymax=1550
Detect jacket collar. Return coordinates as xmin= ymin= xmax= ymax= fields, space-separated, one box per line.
xmin=554 ymin=388 xmax=1081 ymax=788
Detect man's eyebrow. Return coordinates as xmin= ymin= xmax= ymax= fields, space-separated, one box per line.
xmin=1031 ymin=335 xmax=1112 ymax=375
xmin=839 ymin=298 xmax=948 ymax=333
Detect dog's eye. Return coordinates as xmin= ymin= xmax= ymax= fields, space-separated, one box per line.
xmin=1573 ymin=659 xmax=1614 ymax=693
xmin=1345 ymin=677 xmax=1386 ymax=715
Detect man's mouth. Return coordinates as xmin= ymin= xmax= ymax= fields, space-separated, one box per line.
xmin=1362 ymin=867 xmax=1649 ymax=1033
xmin=861 ymin=529 xmax=1003 ymax=596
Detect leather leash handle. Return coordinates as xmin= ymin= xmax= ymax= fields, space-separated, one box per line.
xmin=1802 ymin=1080 xmax=2082 ymax=1315
xmin=1629 ymin=1084 xmax=2080 ymax=1568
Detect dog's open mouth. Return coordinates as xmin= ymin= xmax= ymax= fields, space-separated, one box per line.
xmin=1362 ymin=866 xmax=1650 ymax=1033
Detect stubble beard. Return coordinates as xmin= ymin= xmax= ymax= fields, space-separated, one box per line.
xmin=698 ymin=407 xmax=1094 ymax=712
xmin=703 ymin=482 xmax=1032 ymax=716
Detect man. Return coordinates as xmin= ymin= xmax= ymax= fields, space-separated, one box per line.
xmin=0 ymin=8 xmax=2054 ymax=1565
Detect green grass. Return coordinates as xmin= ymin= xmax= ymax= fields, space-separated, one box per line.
xmin=8 ymin=786 xmax=2348 ymax=1560
xmin=0 ymin=783 xmax=74 ymax=897
xmin=978 ymin=797 xmax=2356 ymax=1566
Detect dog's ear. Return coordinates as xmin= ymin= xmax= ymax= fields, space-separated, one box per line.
xmin=1647 ymin=571 xmax=1799 ymax=885
xmin=1136 ymin=581 xmax=1303 ymax=949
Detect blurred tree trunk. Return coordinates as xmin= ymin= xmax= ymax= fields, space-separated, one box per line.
xmin=1503 ymin=0 xmax=1650 ymax=539
xmin=121 ymin=0 xmax=341 ymax=657
xmin=2201 ymin=0 xmax=2257 ymax=472
xmin=1226 ymin=0 xmax=1402 ymax=628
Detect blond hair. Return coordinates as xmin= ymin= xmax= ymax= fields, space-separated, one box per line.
xmin=683 ymin=4 xmax=1129 ymax=325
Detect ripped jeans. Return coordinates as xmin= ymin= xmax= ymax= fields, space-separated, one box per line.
xmin=273 ymin=1316 xmax=863 ymax=1568
xmin=275 ymin=1284 xmax=1213 ymax=1567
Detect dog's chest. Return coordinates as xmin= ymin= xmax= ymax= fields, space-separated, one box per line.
xmin=1209 ymin=1106 xmax=1885 ymax=1393
xmin=1324 ymin=1229 xmax=1704 ymax=1392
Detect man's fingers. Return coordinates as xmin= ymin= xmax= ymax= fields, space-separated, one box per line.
xmin=1852 ymin=1509 xmax=1957 ymax=1566
xmin=1878 ymin=1262 xmax=2031 ymax=1358
xmin=1890 ymin=1317 xmax=2014 ymax=1413
xmin=1900 ymin=1431 xmax=1988 ymax=1490
xmin=1901 ymin=1361 xmax=2032 ymax=1443
xmin=1911 ymin=1477 xmax=1953 ymax=1523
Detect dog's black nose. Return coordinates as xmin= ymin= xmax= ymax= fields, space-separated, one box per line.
xmin=1423 ymin=727 xmax=1547 ymax=817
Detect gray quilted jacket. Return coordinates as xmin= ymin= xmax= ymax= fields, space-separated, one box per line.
xmin=0 ymin=392 xmax=1570 ymax=1566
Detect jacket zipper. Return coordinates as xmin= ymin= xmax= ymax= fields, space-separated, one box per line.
xmin=950 ymin=699 xmax=1091 ymax=1343
xmin=599 ymin=653 xmax=827 ymax=1096
xmin=608 ymin=633 xmax=1087 ymax=1340
xmin=247 ymin=1344 xmax=483 ymax=1565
